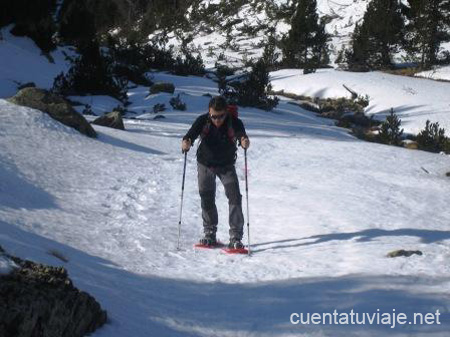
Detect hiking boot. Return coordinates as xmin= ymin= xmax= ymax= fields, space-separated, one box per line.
xmin=228 ymin=238 xmax=244 ymax=249
xmin=199 ymin=233 xmax=217 ymax=246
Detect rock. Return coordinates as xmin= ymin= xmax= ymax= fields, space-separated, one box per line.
xmin=7 ymin=88 xmax=97 ymax=138
xmin=387 ymin=249 xmax=423 ymax=258
xmin=154 ymin=115 xmax=166 ymax=120
xmin=92 ymin=110 xmax=125 ymax=130
xmin=0 ymin=253 xmax=107 ymax=337
xmin=149 ymin=82 xmax=175 ymax=94
xmin=446 ymin=172 xmax=450 ymax=177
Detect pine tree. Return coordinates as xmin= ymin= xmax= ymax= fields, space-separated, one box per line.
xmin=404 ymin=0 xmax=450 ymax=68
xmin=347 ymin=23 xmax=371 ymax=71
xmin=58 ymin=0 xmax=97 ymax=46
xmin=416 ymin=120 xmax=449 ymax=153
xmin=236 ymin=59 xmax=278 ymax=110
xmin=2 ymin=0 xmax=57 ymax=52
xmin=379 ymin=108 xmax=404 ymax=146
xmin=262 ymin=29 xmax=279 ymax=70
xmin=282 ymin=0 xmax=328 ymax=72
xmin=348 ymin=0 xmax=404 ymax=69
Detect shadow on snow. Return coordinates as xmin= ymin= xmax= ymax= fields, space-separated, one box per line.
xmin=1 ymin=222 xmax=449 ymax=337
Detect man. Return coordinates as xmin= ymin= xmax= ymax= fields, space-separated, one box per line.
xmin=182 ymin=96 xmax=250 ymax=249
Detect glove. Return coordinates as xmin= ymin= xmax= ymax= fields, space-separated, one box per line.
xmin=241 ymin=137 xmax=250 ymax=150
xmin=182 ymin=139 xmax=192 ymax=153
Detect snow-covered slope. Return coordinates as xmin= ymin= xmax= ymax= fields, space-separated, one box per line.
xmin=156 ymin=0 xmax=372 ymax=67
xmin=162 ymin=0 xmax=447 ymax=68
xmin=2 ymin=69 xmax=450 ymax=336
xmin=416 ymin=65 xmax=450 ymax=82
xmin=271 ymin=68 xmax=450 ymax=134
xmin=0 ymin=255 xmax=16 ymax=275
xmin=0 ymin=26 xmax=73 ymax=98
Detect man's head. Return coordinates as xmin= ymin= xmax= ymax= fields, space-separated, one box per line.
xmin=208 ymin=96 xmax=228 ymax=127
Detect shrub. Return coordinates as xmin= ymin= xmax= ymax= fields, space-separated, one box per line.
xmin=172 ymin=53 xmax=205 ymax=76
xmin=153 ymin=103 xmax=166 ymax=114
xmin=82 ymin=104 xmax=94 ymax=115
xmin=108 ymin=37 xmax=174 ymax=74
xmin=150 ymin=82 xmax=175 ymax=95
xmin=5 ymin=0 xmax=57 ymax=53
xmin=113 ymin=105 xmax=126 ymax=116
xmin=416 ymin=120 xmax=450 ymax=153
xmin=113 ymin=64 xmax=153 ymax=87
xmin=52 ymin=41 xmax=127 ymax=102
xmin=378 ymin=108 xmax=404 ymax=146
xmin=320 ymin=97 xmax=367 ymax=115
xmin=216 ymin=63 xmax=236 ymax=99
xmin=234 ymin=59 xmax=278 ymax=111
xmin=169 ymin=94 xmax=187 ymax=111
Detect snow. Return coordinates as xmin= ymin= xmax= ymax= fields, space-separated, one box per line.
xmin=416 ymin=66 xmax=450 ymax=82
xmin=2 ymin=19 xmax=450 ymax=337
xmin=68 ymin=95 xmax=124 ymax=116
xmin=2 ymin=69 xmax=450 ymax=335
xmin=271 ymin=68 xmax=450 ymax=135
xmin=0 ymin=26 xmax=72 ymax=98
xmin=0 ymin=255 xmax=16 ymax=275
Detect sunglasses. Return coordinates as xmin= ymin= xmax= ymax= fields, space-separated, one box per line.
xmin=210 ymin=113 xmax=227 ymax=121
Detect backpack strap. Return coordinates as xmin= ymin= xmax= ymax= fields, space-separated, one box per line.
xmin=227 ymin=116 xmax=236 ymax=144
xmin=201 ymin=112 xmax=237 ymax=145
xmin=200 ymin=115 xmax=211 ymax=140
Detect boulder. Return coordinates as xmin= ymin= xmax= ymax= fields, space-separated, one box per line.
xmin=0 ymin=251 xmax=107 ymax=337
xmin=92 ymin=110 xmax=125 ymax=130
xmin=149 ymin=82 xmax=175 ymax=94
xmin=7 ymin=88 xmax=97 ymax=138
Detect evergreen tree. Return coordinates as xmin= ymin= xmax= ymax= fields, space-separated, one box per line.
xmin=379 ymin=108 xmax=404 ymax=145
xmin=262 ymin=29 xmax=279 ymax=70
xmin=404 ymin=0 xmax=450 ymax=68
xmin=53 ymin=40 xmax=127 ymax=102
xmin=236 ymin=59 xmax=278 ymax=110
xmin=416 ymin=120 xmax=449 ymax=153
xmin=58 ymin=0 xmax=97 ymax=46
xmin=282 ymin=0 xmax=328 ymax=72
xmin=1 ymin=0 xmax=57 ymax=52
xmin=348 ymin=0 xmax=404 ymax=70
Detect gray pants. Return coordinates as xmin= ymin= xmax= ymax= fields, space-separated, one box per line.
xmin=197 ymin=162 xmax=244 ymax=241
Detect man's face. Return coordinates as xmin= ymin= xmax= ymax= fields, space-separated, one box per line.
xmin=209 ymin=107 xmax=227 ymax=127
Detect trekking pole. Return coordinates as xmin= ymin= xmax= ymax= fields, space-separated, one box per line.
xmin=177 ymin=151 xmax=187 ymax=250
xmin=244 ymin=148 xmax=251 ymax=255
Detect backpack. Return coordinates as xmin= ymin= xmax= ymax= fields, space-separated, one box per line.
xmin=201 ymin=105 xmax=238 ymax=144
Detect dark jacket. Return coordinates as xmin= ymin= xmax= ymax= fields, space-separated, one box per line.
xmin=183 ymin=113 xmax=247 ymax=167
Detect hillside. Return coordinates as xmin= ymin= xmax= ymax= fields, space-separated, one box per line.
xmin=160 ymin=0 xmax=372 ymax=67
xmin=1 ymin=4 xmax=450 ymax=336
xmin=2 ymin=67 xmax=450 ymax=335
